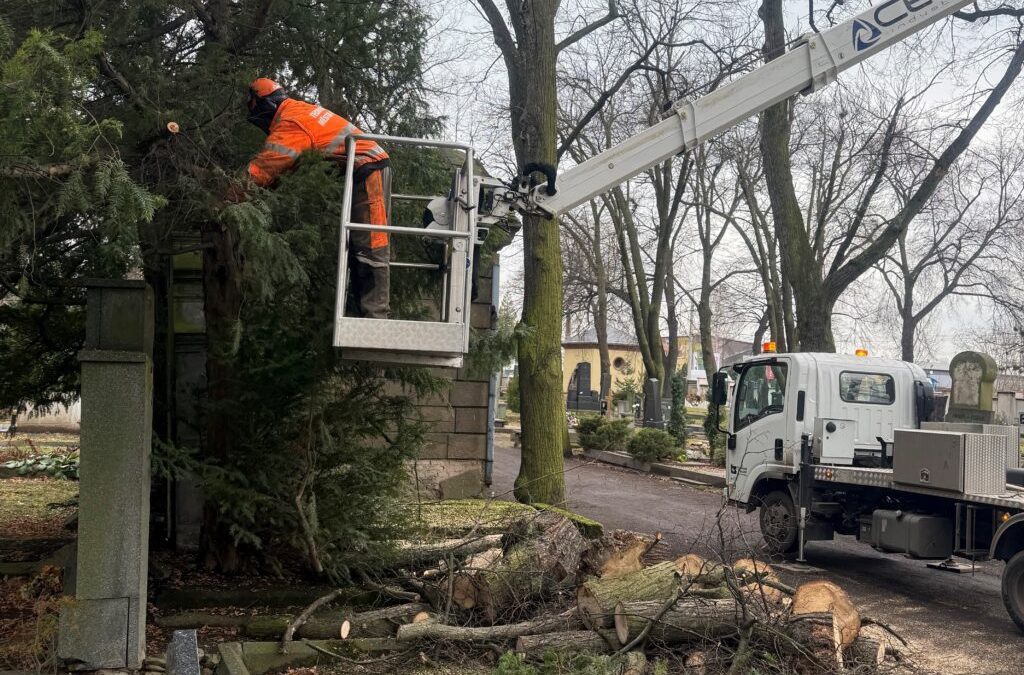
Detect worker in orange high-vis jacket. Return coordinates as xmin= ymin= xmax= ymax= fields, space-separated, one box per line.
xmin=244 ymin=77 xmax=391 ymax=318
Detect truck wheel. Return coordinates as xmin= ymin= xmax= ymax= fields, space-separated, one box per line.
xmin=759 ymin=490 xmax=798 ymax=556
xmin=1002 ymin=550 xmax=1024 ymax=633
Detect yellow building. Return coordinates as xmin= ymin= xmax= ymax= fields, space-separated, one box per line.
xmin=562 ymin=327 xmax=694 ymax=396
xmin=563 ymin=328 xmax=751 ymax=399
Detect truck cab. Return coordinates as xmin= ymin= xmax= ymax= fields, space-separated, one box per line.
xmin=724 ymin=352 xmax=931 ymax=505
xmin=713 ymin=351 xmax=1024 ymax=632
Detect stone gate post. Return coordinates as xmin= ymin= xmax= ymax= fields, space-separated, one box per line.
xmin=58 ymin=280 xmax=154 ymax=669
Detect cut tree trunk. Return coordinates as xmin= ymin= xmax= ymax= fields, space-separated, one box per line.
xmin=613 ymin=597 xmax=848 ymax=671
xmin=514 ymin=630 xmax=619 ymax=657
xmin=472 ymin=514 xmax=586 ymax=622
xmin=395 ymin=613 xmax=581 ymax=643
xmin=581 ymin=530 xmax=659 ymax=579
xmin=612 ymin=598 xmax=744 ymax=645
xmin=577 ymin=560 xmax=681 ymax=628
xmin=843 ymin=635 xmax=885 ymax=670
xmin=621 ymin=651 xmax=646 ymax=675
xmin=791 ymin=580 xmax=860 ymax=647
xmin=392 ymin=535 xmax=503 ymax=568
xmin=451 ymin=547 xmax=503 ymax=610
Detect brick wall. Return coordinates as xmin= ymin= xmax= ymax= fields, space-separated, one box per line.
xmin=409 ymin=261 xmax=496 ymax=499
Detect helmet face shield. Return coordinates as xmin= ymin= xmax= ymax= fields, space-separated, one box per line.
xmin=245 ymin=81 xmax=287 ymax=134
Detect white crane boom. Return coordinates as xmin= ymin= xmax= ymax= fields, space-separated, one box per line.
xmin=527 ymin=0 xmax=974 ymax=219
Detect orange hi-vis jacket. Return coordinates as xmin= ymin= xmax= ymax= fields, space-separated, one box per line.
xmin=247 ymin=98 xmax=389 ymax=189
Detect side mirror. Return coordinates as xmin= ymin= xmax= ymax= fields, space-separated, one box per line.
xmin=711 ymin=372 xmax=729 ymax=406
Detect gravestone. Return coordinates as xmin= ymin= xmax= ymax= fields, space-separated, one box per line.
xmin=642 ymin=378 xmax=664 ymax=429
xmin=946 ymin=351 xmax=998 ymax=424
xmin=166 ymin=629 xmax=201 ymax=675
xmin=58 ymin=280 xmax=153 ymax=670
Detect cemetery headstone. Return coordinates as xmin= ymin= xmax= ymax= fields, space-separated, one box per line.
xmin=946 ymin=351 xmax=998 ymax=423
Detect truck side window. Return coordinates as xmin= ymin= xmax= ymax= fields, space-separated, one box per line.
xmin=839 ymin=372 xmax=895 ymax=405
xmin=734 ymin=363 xmax=788 ymax=431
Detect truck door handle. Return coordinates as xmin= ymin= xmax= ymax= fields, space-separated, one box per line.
xmin=774 ymin=438 xmax=784 ymax=461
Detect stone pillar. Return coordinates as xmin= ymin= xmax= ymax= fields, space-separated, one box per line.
xmin=59 ymin=280 xmax=153 ymax=670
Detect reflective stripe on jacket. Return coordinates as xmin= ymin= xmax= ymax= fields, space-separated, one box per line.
xmin=247 ymin=98 xmax=389 ymax=187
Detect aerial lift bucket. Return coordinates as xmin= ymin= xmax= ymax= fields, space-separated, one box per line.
xmin=333 ymin=135 xmax=478 ymax=367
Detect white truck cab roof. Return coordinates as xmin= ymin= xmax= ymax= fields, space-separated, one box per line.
xmin=730 ymin=352 xmax=928 ymax=451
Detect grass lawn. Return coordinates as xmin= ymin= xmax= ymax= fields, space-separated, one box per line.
xmin=0 ymin=433 xmax=79 ymax=463
xmin=0 ymin=478 xmax=78 ymax=539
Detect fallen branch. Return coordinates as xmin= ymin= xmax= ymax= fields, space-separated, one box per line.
xmin=514 ymin=630 xmax=618 ymax=658
xmin=281 ymin=588 xmax=347 ymax=654
xmin=396 ymin=613 xmax=582 ymax=643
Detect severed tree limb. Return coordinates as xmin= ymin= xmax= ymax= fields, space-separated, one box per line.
xmin=614 ymin=585 xmax=684 ymax=656
xmin=396 ymin=613 xmax=582 ymax=643
xmin=358 ymin=570 xmax=421 ymax=604
xmin=861 ymin=616 xmax=908 ymax=647
xmin=280 ymin=588 xmax=346 ymax=654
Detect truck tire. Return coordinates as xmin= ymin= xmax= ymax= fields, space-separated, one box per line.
xmin=759 ymin=490 xmax=799 ymax=556
xmin=1002 ymin=550 xmax=1024 ymax=633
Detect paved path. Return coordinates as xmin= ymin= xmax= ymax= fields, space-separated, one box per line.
xmin=490 ymin=438 xmax=1024 ymax=674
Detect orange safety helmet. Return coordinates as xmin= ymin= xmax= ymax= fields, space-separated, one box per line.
xmin=246 ymin=77 xmax=288 ymax=134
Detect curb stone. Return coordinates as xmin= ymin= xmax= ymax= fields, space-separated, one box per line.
xmin=582 ymin=449 xmax=726 ymax=488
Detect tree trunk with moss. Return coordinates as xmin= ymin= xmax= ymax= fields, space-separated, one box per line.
xmin=477 ymin=0 xmax=566 ymax=505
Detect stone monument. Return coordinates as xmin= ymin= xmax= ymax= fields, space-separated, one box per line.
xmin=946 ymin=351 xmax=998 ymax=423
xmin=58 ymin=280 xmax=154 ymax=669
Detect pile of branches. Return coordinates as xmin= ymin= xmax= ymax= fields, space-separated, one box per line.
xmin=249 ymin=512 xmax=899 ymax=672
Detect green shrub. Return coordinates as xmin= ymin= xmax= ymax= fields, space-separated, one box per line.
xmin=588 ymin=419 xmax=633 ymax=453
xmin=627 ymin=428 xmax=677 ymax=462
xmin=666 ymin=372 xmax=688 ymax=444
xmin=575 ymin=414 xmax=605 ymax=449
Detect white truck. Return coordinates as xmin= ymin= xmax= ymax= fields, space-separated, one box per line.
xmin=710 ymin=352 xmax=1024 ymax=631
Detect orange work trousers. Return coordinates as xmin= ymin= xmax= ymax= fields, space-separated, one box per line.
xmin=348 ymin=165 xmax=390 ymax=319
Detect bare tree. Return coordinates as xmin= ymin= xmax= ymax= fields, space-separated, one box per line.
xmin=757 ymin=0 xmax=1024 ymax=351
xmin=878 ymin=135 xmax=1024 ymax=361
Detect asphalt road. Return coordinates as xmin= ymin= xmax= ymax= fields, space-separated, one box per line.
xmin=490 ymin=438 xmax=1024 ymax=675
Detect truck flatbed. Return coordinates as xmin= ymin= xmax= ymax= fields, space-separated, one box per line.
xmin=813 ymin=465 xmax=1024 ymax=512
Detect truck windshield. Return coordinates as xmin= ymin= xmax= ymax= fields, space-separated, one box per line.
xmin=735 ymin=363 xmax=788 ymax=431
